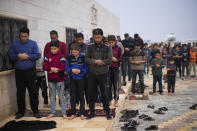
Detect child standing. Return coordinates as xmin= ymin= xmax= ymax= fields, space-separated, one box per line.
xmin=167 ymin=58 xmax=176 ymax=95
xmin=189 ymin=46 xmax=197 ymax=77
xmin=66 ymin=44 xmax=88 ymax=120
xmin=108 ymin=35 xmax=122 ymax=107
xmin=151 ymin=51 xmax=164 ymax=95
xmin=43 ymin=41 xmax=67 ymax=119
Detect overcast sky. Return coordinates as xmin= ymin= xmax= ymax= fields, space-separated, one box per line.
xmin=96 ymin=0 xmax=197 ymax=42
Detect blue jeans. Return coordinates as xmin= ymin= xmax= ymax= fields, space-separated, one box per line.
xmin=122 ymin=57 xmax=132 ymax=81
xmin=48 ymin=81 xmax=66 ymax=115
xmin=64 ymin=88 xmax=71 ymax=107
xmin=153 ymin=75 xmax=163 ymax=94
xmin=144 ymin=60 xmax=150 ymax=73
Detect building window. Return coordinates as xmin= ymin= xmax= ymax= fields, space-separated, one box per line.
xmin=0 ymin=16 xmax=27 ymax=72
xmin=65 ymin=27 xmax=77 ymax=46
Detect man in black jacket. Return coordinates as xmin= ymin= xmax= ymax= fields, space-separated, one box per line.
xmin=85 ymin=28 xmax=113 ymax=120
xmin=121 ymin=33 xmax=134 ymax=85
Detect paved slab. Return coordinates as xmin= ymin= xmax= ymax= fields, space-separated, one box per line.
xmin=111 ymin=75 xmax=197 ymax=131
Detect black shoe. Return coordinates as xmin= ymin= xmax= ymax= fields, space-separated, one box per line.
xmin=154 ymin=110 xmax=164 ymax=114
xmin=139 ymin=114 xmax=148 ymax=119
xmin=147 ymin=105 xmax=155 ymax=109
xmin=143 ymin=116 xmax=155 ymax=121
xmin=106 ymin=113 xmax=112 ymax=120
xmin=34 ymin=113 xmax=42 ymax=118
xmin=86 ymin=114 xmax=95 ymax=120
xmin=119 ymin=110 xmax=139 ymax=122
xmin=15 ymin=113 xmax=24 ymax=119
xmin=189 ymin=104 xmax=197 ymax=110
xmin=121 ymin=120 xmax=138 ymax=131
xmin=145 ymin=125 xmax=158 ymax=130
xmin=158 ymin=107 xmax=168 ymax=111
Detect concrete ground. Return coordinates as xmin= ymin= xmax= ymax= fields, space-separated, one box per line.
xmin=110 ymin=73 xmax=197 ymax=131
xmin=0 ymin=83 xmax=129 ymax=131
xmin=1 ymin=70 xmax=197 ymax=131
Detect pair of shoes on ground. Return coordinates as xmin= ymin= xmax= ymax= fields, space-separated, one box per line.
xmin=15 ymin=113 xmax=41 ymax=119
xmin=147 ymin=105 xmax=155 ymax=109
xmin=121 ymin=119 xmax=139 ymax=131
xmin=138 ymin=114 xmax=155 ymax=121
xmin=119 ymin=110 xmax=139 ymax=122
xmin=190 ymin=104 xmax=197 ymax=110
xmin=145 ymin=125 xmax=158 ymax=130
xmin=154 ymin=107 xmax=168 ymax=114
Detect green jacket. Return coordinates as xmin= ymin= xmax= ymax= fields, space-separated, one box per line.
xmin=85 ymin=43 xmax=113 ymax=75
xmin=151 ymin=58 xmax=164 ymax=76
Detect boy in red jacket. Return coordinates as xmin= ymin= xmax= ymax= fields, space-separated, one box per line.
xmin=108 ymin=35 xmax=122 ymax=107
xmin=43 ymin=41 xmax=67 ymax=119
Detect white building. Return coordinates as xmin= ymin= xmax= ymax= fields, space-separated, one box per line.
xmin=0 ymin=0 xmax=120 ymax=122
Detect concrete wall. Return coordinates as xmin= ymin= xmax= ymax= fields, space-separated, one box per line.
xmin=0 ymin=70 xmax=17 ymax=122
xmin=0 ymin=0 xmax=120 ymax=49
xmin=0 ymin=0 xmax=120 ymax=122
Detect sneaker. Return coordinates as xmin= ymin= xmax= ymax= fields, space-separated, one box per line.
xmin=143 ymin=116 xmax=155 ymax=121
xmin=154 ymin=110 xmax=164 ymax=114
xmin=158 ymin=107 xmax=168 ymax=111
xmin=139 ymin=114 xmax=148 ymax=119
xmin=86 ymin=113 xmax=95 ymax=120
xmin=34 ymin=113 xmax=42 ymax=118
xmin=106 ymin=113 xmax=112 ymax=120
xmin=15 ymin=113 xmax=24 ymax=119
xmin=121 ymin=120 xmax=138 ymax=131
xmin=145 ymin=125 xmax=158 ymax=130
xmin=147 ymin=105 xmax=155 ymax=109
xmin=189 ymin=104 xmax=197 ymax=110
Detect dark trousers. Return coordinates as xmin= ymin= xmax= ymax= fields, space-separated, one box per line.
xmin=153 ymin=75 xmax=163 ymax=94
xmin=84 ymin=75 xmax=89 ymax=104
xmin=175 ymin=62 xmax=182 ymax=78
xmin=122 ymin=57 xmax=132 ymax=81
xmin=109 ymin=68 xmax=120 ymax=101
xmin=131 ymin=70 xmax=145 ymax=94
xmin=88 ymin=72 xmax=110 ymax=114
xmin=70 ymin=78 xmax=85 ymax=115
xmin=36 ymin=76 xmax=48 ymax=104
xmin=15 ymin=68 xmax=39 ymax=114
xmin=182 ymin=62 xmax=189 ymax=77
xmin=167 ymin=77 xmax=176 ymax=93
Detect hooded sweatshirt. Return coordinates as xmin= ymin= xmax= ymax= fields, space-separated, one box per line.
xmin=43 ymin=51 xmax=66 ymax=82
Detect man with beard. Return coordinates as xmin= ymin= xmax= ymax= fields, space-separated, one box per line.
xmin=85 ymin=28 xmax=113 ymax=120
